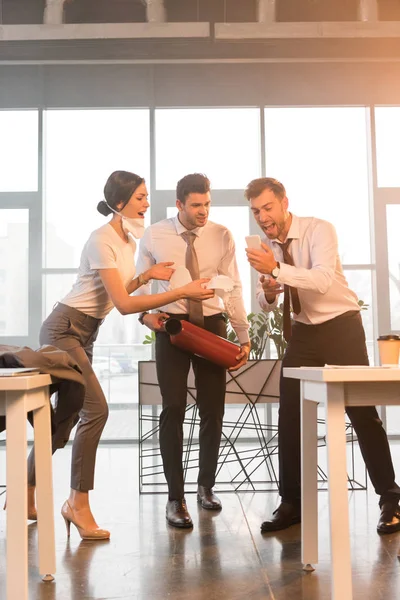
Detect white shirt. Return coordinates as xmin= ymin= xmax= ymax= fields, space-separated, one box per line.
xmin=136 ymin=216 xmax=250 ymax=344
xmin=62 ymin=223 xmax=136 ymax=319
xmin=257 ymin=214 xmax=360 ymax=325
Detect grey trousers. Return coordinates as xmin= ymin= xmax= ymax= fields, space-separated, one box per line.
xmin=28 ymin=303 xmax=108 ymax=491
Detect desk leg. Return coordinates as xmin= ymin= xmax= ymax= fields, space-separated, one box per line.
xmin=325 ymin=384 xmax=352 ymax=600
xmin=301 ymin=386 xmax=318 ymax=571
xmin=33 ymin=389 xmax=56 ymax=580
xmin=6 ymin=391 xmax=28 ymax=600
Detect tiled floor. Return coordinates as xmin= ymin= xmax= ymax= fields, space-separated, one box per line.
xmin=1 ymin=443 xmax=400 ymax=599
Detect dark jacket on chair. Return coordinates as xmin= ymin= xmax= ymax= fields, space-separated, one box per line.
xmin=0 ymin=344 xmax=86 ymax=448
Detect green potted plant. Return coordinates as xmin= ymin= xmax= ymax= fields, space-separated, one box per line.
xmin=143 ymin=330 xmax=156 ymax=345
xmin=227 ymin=303 xmax=286 ymax=360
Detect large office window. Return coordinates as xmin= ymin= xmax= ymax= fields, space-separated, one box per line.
xmin=43 ymin=107 xmax=151 ymax=338
xmin=374 ymin=107 xmax=400 ymax=333
xmin=385 ymin=204 xmax=400 ymax=434
xmin=44 ymin=109 xmax=150 ymax=269
xmin=264 ymin=107 xmax=373 ymax=358
xmin=0 ymin=209 xmax=29 ymax=336
xmin=43 ymin=109 xmax=151 ymax=440
xmin=155 ymin=108 xmax=261 ymax=190
xmin=375 ymin=107 xmax=400 ymax=188
xmin=264 ymin=107 xmax=371 ymax=265
xmin=386 ymin=205 xmax=400 ymax=332
xmin=1 ymin=103 xmax=398 ymax=441
xmin=0 ymin=110 xmax=38 ymax=192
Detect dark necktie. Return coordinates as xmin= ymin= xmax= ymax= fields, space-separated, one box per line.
xmin=281 ymin=239 xmax=301 ymax=342
xmin=180 ymin=231 xmax=204 ymax=328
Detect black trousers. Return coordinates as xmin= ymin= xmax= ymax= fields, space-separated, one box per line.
xmin=279 ymin=310 xmax=400 ymax=506
xmin=155 ymin=314 xmax=227 ymax=500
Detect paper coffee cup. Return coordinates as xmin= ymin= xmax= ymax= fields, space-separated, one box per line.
xmin=377 ymin=335 xmax=400 ymax=366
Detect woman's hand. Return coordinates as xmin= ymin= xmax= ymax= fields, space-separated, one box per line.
xmin=179 ymin=279 xmax=215 ymax=301
xmin=144 ymin=262 xmax=175 ymax=282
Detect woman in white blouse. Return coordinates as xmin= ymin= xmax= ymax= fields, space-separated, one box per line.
xmin=27 ymin=170 xmax=213 ymax=540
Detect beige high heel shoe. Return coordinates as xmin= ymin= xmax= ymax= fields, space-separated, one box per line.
xmin=61 ymin=500 xmax=110 ymax=540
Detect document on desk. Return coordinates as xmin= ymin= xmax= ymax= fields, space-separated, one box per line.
xmin=0 ymin=368 xmax=40 ymax=377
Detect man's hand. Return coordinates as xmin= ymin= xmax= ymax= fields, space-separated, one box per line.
xmin=260 ymin=275 xmax=284 ymax=304
xmin=229 ymin=343 xmax=250 ymax=372
xmin=246 ymin=242 xmax=277 ymax=274
xmin=143 ymin=312 xmax=170 ymax=332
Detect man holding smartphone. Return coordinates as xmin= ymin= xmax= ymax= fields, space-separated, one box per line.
xmin=136 ymin=173 xmax=250 ymax=529
xmin=245 ymin=176 xmax=400 ymax=535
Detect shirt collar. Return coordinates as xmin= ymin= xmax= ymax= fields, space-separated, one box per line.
xmin=173 ymin=215 xmax=205 ymax=237
xmin=271 ymin=213 xmax=299 ymax=247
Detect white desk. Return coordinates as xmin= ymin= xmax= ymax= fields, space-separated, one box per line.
xmin=0 ymin=373 xmax=56 ymax=600
xmin=283 ymin=366 xmax=400 ymax=600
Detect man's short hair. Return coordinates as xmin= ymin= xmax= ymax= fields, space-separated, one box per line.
xmin=176 ymin=173 xmax=211 ymax=204
xmin=244 ymin=178 xmax=286 ymax=201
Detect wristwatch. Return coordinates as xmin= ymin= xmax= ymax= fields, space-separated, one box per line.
xmin=271 ymin=262 xmax=280 ymax=279
xmin=138 ymin=311 xmax=149 ymax=325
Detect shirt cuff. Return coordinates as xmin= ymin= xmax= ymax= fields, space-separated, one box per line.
xmin=276 ymin=262 xmax=291 ymax=284
xmin=258 ymin=292 xmax=278 ymax=312
xmin=235 ymin=328 xmax=250 ymax=345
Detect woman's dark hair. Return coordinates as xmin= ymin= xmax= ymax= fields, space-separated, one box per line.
xmin=176 ymin=173 xmax=210 ymax=204
xmin=97 ymin=170 xmax=145 ymax=216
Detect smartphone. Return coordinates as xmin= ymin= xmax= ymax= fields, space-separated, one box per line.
xmin=245 ymin=235 xmax=262 ymax=250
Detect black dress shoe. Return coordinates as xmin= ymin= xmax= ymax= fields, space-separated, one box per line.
xmin=260 ymin=502 xmax=301 ymax=533
xmin=166 ymin=499 xmax=193 ymax=529
xmin=377 ymin=502 xmax=400 ymax=534
xmin=197 ymin=486 xmax=222 ymax=510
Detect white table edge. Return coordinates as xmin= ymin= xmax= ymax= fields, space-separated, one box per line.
xmin=283 ymin=366 xmax=400 ymax=382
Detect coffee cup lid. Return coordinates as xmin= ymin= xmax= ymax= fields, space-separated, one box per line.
xmin=377 ymin=334 xmax=400 ymax=341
